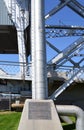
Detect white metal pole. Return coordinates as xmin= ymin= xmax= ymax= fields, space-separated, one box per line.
xmin=34 ymin=0 xmax=48 ymax=99
xmin=31 ymin=0 xmax=36 ymax=99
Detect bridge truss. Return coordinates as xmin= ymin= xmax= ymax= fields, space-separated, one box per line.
xmin=45 ymin=0 xmax=84 ymax=99
xmin=1 ymin=0 xmax=84 ymax=99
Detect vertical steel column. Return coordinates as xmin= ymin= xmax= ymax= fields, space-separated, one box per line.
xmin=31 ymin=0 xmax=48 ymax=99
xmin=17 ymin=3 xmax=28 ymax=78
xmin=17 ymin=10 xmax=27 ymax=78
xmin=31 ymin=0 xmax=36 ymax=99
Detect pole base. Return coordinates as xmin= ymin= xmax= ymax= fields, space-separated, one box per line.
xmin=18 ymin=99 xmax=63 ymax=130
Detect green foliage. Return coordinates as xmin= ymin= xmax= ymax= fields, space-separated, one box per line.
xmin=0 ymin=112 xmax=21 ymax=130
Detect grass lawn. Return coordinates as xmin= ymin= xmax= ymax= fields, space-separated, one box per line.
xmin=0 ymin=112 xmax=76 ymax=130
xmin=62 ymin=117 xmax=76 ymax=130
xmin=0 ymin=112 xmax=21 ymax=130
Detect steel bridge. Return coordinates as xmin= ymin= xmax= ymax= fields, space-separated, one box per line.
xmin=0 ymin=0 xmax=84 ymax=100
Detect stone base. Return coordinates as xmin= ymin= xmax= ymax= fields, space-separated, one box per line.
xmin=18 ymin=99 xmax=63 ymax=130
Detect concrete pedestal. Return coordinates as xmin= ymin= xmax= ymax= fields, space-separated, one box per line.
xmin=18 ymin=99 xmax=63 ymax=130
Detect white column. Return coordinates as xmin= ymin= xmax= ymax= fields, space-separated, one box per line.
xmin=31 ymin=0 xmax=48 ymax=99
xmin=31 ymin=0 xmax=36 ymax=99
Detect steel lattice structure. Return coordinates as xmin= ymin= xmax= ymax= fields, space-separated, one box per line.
xmin=45 ymin=25 xmax=84 ymax=38
xmin=45 ymin=0 xmax=84 ymax=71
xmin=0 ymin=0 xmax=83 ymax=100
xmin=45 ymin=0 xmax=84 ymax=99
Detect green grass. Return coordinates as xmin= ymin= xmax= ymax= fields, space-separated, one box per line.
xmin=0 ymin=112 xmax=21 ymax=130
xmin=0 ymin=112 xmax=76 ymax=130
xmin=62 ymin=116 xmax=76 ymax=130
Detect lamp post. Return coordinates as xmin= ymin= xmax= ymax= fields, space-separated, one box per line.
xmin=31 ymin=0 xmax=48 ymax=99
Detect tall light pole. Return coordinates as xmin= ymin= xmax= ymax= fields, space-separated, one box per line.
xmin=31 ymin=0 xmax=48 ymax=99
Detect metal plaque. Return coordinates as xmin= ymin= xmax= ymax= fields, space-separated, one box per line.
xmin=28 ymin=102 xmax=51 ymax=120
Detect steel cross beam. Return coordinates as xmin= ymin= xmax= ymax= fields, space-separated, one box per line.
xmin=45 ymin=0 xmax=71 ymax=19
xmin=63 ymin=0 xmax=84 ymax=18
xmin=45 ymin=0 xmax=84 ymax=20
xmin=45 ymin=25 xmax=84 ymax=38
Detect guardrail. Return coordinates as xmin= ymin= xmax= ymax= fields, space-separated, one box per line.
xmin=0 ymin=61 xmax=31 ymax=76
xmin=0 ymin=61 xmax=83 ymax=82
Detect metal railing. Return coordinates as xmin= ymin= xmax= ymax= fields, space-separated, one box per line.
xmin=0 ymin=60 xmax=83 ymax=82
xmin=0 ymin=61 xmax=31 ymax=77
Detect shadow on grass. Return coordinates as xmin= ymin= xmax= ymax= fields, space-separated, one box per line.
xmin=63 ymin=123 xmax=75 ymax=130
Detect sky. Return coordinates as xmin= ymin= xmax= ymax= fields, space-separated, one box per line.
xmin=0 ymin=0 xmax=84 ymax=68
